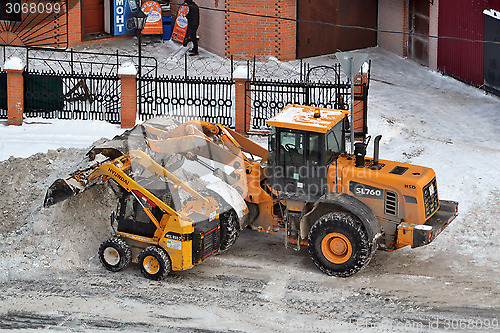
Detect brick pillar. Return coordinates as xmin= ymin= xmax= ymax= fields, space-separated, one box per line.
xmin=118 ymin=63 xmax=138 ymax=128
xmin=233 ymin=65 xmax=250 ymax=134
xmin=119 ymin=74 xmax=137 ymax=128
xmin=353 ymin=65 xmax=369 ymax=139
xmin=5 ymin=58 xmax=25 ymax=126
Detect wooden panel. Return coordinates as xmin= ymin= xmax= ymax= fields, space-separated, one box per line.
xmin=408 ymin=0 xmax=430 ymax=66
xmin=83 ymin=0 xmax=105 ymax=35
xmin=297 ymin=0 xmax=377 ymax=59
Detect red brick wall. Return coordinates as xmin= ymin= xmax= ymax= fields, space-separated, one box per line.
xmin=68 ymin=0 xmax=82 ymax=46
xmin=0 ymin=0 xmax=76 ymax=48
xmin=225 ymin=0 xmax=296 ymax=61
xmin=276 ymin=0 xmax=296 ymax=61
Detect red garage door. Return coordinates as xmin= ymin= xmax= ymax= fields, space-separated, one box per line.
xmin=297 ymin=0 xmax=378 ymax=59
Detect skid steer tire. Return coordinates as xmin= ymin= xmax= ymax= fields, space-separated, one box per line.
xmin=200 ymin=190 xmax=240 ymax=252
xmin=137 ymin=246 xmax=171 ymax=280
xmin=308 ymin=212 xmax=374 ymax=278
xmin=98 ymin=238 xmax=132 ymax=272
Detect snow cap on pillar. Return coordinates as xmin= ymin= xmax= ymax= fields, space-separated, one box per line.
xmin=233 ymin=65 xmax=248 ymax=79
xmin=118 ymin=61 xmax=138 ymax=76
xmin=4 ymin=56 xmax=25 ymax=71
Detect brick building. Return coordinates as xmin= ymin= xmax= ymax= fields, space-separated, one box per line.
xmin=378 ymin=0 xmax=500 ymax=91
xmin=0 ymin=0 xmax=80 ymax=48
xmin=2 ymin=0 xmax=497 ymax=92
xmin=192 ymin=0 xmax=377 ymax=61
xmin=0 ymin=0 xmax=378 ymax=61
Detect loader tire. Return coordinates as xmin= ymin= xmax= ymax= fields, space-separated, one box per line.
xmin=201 ymin=190 xmax=240 ymax=252
xmin=308 ymin=212 xmax=374 ymax=278
xmin=98 ymin=238 xmax=132 ymax=272
xmin=137 ymin=246 xmax=171 ymax=280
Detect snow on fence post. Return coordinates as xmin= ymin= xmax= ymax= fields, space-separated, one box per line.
xmin=118 ymin=62 xmax=138 ymax=128
xmin=233 ymin=66 xmax=250 ymax=134
xmin=4 ymin=57 xmax=25 ymax=126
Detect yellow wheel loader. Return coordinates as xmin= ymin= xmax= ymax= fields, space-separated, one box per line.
xmin=44 ymin=149 xmax=244 ymax=280
xmin=143 ymin=105 xmax=458 ymax=277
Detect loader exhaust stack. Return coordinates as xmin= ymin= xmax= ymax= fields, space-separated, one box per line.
xmin=371 ymin=135 xmax=382 ymax=170
xmin=354 ymin=142 xmax=367 ymax=168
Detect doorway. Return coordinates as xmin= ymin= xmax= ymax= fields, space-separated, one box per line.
xmin=408 ymin=0 xmax=430 ymax=66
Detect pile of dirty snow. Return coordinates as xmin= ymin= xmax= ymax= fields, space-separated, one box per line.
xmin=0 ymin=146 xmax=117 ymax=281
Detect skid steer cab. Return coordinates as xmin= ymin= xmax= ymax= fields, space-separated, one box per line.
xmin=265 ymin=105 xmax=458 ymax=277
xmin=45 ymin=150 xmax=242 ymax=280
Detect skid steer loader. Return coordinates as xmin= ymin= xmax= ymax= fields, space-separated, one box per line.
xmin=143 ymin=105 xmax=458 ymax=277
xmin=44 ymin=149 xmax=245 ymax=280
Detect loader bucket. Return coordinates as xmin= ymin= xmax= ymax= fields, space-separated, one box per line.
xmin=44 ymin=178 xmax=86 ymax=207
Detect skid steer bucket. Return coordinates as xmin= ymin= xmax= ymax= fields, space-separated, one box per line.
xmin=44 ymin=177 xmax=86 ymax=207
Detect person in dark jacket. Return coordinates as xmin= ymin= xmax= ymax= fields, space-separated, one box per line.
xmin=182 ymin=0 xmax=199 ymax=56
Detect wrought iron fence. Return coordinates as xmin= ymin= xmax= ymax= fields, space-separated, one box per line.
xmin=138 ymin=76 xmax=234 ymax=127
xmin=23 ymin=71 xmax=121 ymax=123
xmin=245 ymin=78 xmax=369 ymax=136
xmin=0 ymin=72 xmax=6 ymax=119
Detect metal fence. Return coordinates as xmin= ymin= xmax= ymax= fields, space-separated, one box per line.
xmin=138 ymin=76 xmax=234 ymax=127
xmin=245 ymin=62 xmax=370 ymax=136
xmin=23 ymin=71 xmax=121 ymax=123
xmin=0 ymin=72 xmax=6 ymax=119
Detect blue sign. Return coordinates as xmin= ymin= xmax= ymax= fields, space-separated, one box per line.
xmin=114 ymin=0 xmax=139 ymax=35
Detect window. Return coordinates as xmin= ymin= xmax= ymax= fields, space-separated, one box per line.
xmin=326 ymin=120 xmax=344 ymax=162
xmin=308 ymin=134 xmax=320 ymax=166
xmin=280 ymin=131 xmax=304 ymax=165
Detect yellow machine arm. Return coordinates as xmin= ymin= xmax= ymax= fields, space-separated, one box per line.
xmin=44 ymin=150 xmax=213 ymax=220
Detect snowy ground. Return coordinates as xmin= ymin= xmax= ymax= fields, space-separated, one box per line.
xmin=0 ymin=41 xmax=499 ymax=332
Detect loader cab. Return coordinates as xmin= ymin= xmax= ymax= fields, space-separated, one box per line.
xmin=267 ymin=105 xmax=348 ymax=201
xmin=116 ymin=177 xmax=179 ymax=238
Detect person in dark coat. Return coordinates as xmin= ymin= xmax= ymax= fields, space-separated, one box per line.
xmin=182 ymin=0 xmax=199 ymax=56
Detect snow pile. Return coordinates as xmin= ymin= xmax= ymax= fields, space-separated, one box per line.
xmin=0 ymin=117 xmax=223 ymax=281
xmin=0 ymin=146 xmax=116 ymax=281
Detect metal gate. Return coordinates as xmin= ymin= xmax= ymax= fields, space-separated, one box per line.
xmin=138 ymin=76 xmax=235 ymax=127
xmin=408 ymin=0 xmax=430 ymax=66
xmin=24 ymin=71 xmax=121 ymax=123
